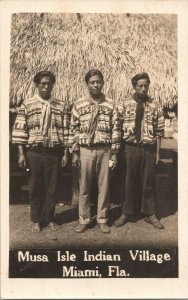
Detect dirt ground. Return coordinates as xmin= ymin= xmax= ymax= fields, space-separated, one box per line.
xmin=9 ymin=138 xmax=178 ymax=250
xmin=10 ymin=203 xmax=178 ymax=249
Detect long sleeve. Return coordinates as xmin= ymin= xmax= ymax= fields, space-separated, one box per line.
xmin=153 ymin=103 xmax=164 ymax=138
xmin=111 ymin=102 xmax=124 ymax=154
xmin=12 ymin=103 xmax=28 ymax=145
xmin=62 ymin=107 xmax=71 ymax=148
xmin=68 ymin=104 xmax=80 ymax=152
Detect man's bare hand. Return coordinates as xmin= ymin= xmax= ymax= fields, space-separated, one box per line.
xmin=110 ymin=154 xmax=118 ymax=170
xmin=18 ymin=154 xmax=27 ymax=169
xmin=72 ymin=153 xmax=81 ymax=168
xmin=61 ymin=154 xmax=69 ymax=167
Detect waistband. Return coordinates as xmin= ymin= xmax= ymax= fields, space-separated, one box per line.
xmin=81 ymin=143 xmax=111 ymax=149
xmin=28 ymin=146 xmax=63 ymax=153
xmin=125 ymin=142 xmax=156 ymax=148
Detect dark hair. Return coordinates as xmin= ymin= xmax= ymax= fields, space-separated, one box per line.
xmin=131 ymin=72 xmax=150 ymax=88
xmin=85 ymin=69 xmax=104 ymax=84
xmin=33 ymin=71 xmax=56 ymax=85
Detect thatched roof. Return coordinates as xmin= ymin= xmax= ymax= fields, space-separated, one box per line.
xmin=10 ymin=13 xmax=177 ymax=108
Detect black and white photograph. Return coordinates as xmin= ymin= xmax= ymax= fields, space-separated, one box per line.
xmin=1 ymin=0 xmax=188 ymax=299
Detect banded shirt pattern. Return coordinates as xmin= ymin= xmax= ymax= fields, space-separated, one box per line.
xmin=12 ymin=95 xmax=69 ymax=148
xmin=113 ymin=95 xmax=164 ymax=150
xmin=69 ymin=96 xmax=120 ymax=153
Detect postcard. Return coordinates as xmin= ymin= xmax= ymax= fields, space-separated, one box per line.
xmin=1 ymin=0 xmax=188 ymax=299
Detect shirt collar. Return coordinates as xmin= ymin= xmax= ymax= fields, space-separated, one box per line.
xmin=88 ymin=92 xmax=105 ymax=105
xmin=35 ymin=93 xmax=54 ymax=104
xmin=132 ymin=93 xmax=150 ymax=104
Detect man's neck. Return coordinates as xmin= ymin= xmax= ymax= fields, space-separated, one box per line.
xmin=37 ymin=94 xmax=51 ymax=101
xmin=42 ymin=96 xmax=51 ymax=101
xmin=89 ymin=92 xmax=104 ymax=103
xmin=133 ymin=93 xmax=148 ymax=103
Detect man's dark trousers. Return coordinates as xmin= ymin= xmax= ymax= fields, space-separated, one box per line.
xmin=122 ymin=143 xmax=157 ymax=215
xmin=27 ymin=149 xmax=61 ymax=224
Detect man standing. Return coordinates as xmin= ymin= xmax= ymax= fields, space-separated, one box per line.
xmin=12 ymin=71 xmax=69 ymax=233
xmin=69 ymin=69 xmax=119 ymax=234
xmin=114 ymin=72 xmax=164 ymax=229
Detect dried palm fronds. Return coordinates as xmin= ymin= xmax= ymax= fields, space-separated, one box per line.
xmin=10 ymin=13 xmax=177 ymax=108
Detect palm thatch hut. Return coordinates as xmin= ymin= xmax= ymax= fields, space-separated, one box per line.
xmin=10 ymin=13 xmax=177 ymax=205
xmin=10 ymin=13 xmax=177 ymax=108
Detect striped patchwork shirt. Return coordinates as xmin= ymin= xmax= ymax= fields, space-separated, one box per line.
xmin=113 ymin=95 xmax=164 ymax=150
xmin=69 ymin=95 xmax=120 ymax=154
xmin=12 ymin=95 xmax=70 ymax=148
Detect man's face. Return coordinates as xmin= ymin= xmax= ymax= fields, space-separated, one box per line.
xmin=134 ymin=78 xmax=149 ymax=100
xmin=87 ymin=75 xmax=104 ymax=97
xmin=37 ymin=76 xmax=54 ymax=100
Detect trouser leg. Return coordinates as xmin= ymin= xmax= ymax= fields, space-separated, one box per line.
xmin=79 ymin=147 xmax=95 ymax=224
xmin=27 ymin=151 xmax=44 ymax=223
xmin=140 ymin=146 xmax=156 ymax=215
xmin=43 ymin=153 xmax=61 ymax=224
xmin=96 ymin=146 xmax=111 ymax=224
xmin=122 ymin=144 xmax=141 ymax=215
